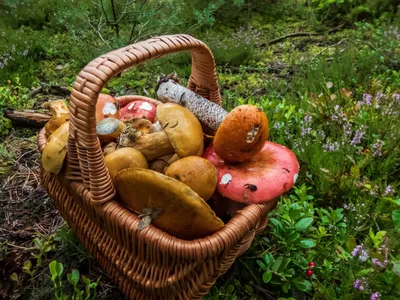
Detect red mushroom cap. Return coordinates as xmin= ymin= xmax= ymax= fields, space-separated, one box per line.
xmin=203 ymin=141 xmax=299 ymax=204
xmin=120 ymin=100 xmax=157 ymax=123
xmin=96 ymin=94 xmax=119 ymax=122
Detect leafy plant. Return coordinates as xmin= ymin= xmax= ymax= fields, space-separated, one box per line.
xmin=49 ymin=260 xmax=100 ymax=300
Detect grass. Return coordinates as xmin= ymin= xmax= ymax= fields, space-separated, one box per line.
xmin=1 ymin=1 xmax=400 ymax=299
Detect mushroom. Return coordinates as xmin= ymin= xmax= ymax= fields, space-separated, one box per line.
xmin=149 ymin=153 xmax=175 ymax=174
xmin=119 ymin=130 xmax=174 ymax=161
xmin=165 ymin=156 xmax=218 ymax=201
xmin=104 ymin=148 xmax=148 ymax=183
xmin=41 ymin=121 xmax=69 ymax=174
xmin=118 ymin=103 xmax=204 ymax=161
xmin=156 ymin=79 xmax=268 ymax=162
xmin=96 ymin=94 xmax=119 ymax=122
xmin=42 ymin=100 xmax=70 ymax=137
xmin=114 ymin=168 xmax=224 ymax=240
xmin=103 ymin=142 xmax=118 ymax=156
xmin=203 ymin=141 xmax=299 ymax=214
xmin=156 ymin=103 xmax=204 ymax=157
xmin=96 ymin=118 xmax=126 ymax=142
xmin=120 ymin=100 xmax=157 ymax=123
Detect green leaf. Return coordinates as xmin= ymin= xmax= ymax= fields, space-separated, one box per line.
xmin=292 ymin=277 xmax=312 ymax=292
xmin=295 ymin=217 xmax=314 ymax=231
xmin=392 ymin=261 xmax=400 ymax=276
xmin=264 ymin=253 xmax=274 ymax=265
xmin=10 ymin=273 xmax=19 ymax=282
xmin=336 ymin=222 xmax=347 ymax=228
xmin=282 ymin=282 xmax=291 ymax=293
xmin=271 ymin=257 xmax=283 ymax=272
xmin=372 ymin=231 xmax=387 ymax=248
xmin=278 ymin=258 xmax=291 ymax=272
xmin=262 ymin=272 xmax=272 ymax=283
xmin=226 ymin=285 xmax=234 ymax=295
xmin=23 ymin=260 xmax=32 ymax=272
xmin=331 ymin=209 xmax=344 ymax=223
xmin=49 ymin=260 xmax=59 ymax=280
xmin=81 ymin=275 xmax=91 ymax=285
xmin=55 ymin=261 xmax=64 ymax=277
xmin=257 ymin=260 xmax=267 ymax=271
xmin=392 ymin=210 xmax=400 ymax=232
xmin=286 ymin=231 xmax=300 ymax=243
xmin=71 ymin=269 xmax=80 ymax=285
xmin=356 ymin=268 xmax=374 ymax=276
xmin=300 ymin=239 xmax=317 ymax=248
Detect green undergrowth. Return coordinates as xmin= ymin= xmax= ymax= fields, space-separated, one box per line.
xmin=1 ymin=1 xmax=400 ymax=299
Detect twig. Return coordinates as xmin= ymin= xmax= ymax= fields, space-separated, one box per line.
xmin=261 ymin=23 xmax=346 ymax=47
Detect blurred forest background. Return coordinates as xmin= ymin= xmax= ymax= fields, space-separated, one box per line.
xmin=1 ymin=1 xmax=400 ymax=299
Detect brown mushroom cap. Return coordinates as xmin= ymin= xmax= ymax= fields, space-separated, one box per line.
xmin=42 ymin=121 xmax=69 ymax=174
xmin=165 ymin=156 xmax=218 ymax=201
xmin=115 ymin=168 xmax=224 ymax=240
xmin=104 ymin=148 xmax=148 ymax=183
xmin=43 ymin=100 xmax=70 ymax=136
xmin=156 ymin=103 xmax=204 ymax=158
xmin=214 ymin=105 xmax=269 ymax=163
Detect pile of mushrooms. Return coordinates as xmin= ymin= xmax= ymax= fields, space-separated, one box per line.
xmin=41 ymin=80 xmax=299 ymax=240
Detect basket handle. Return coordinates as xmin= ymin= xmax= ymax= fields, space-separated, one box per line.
xmin=67 ymin=34 xmax=221 ymax=208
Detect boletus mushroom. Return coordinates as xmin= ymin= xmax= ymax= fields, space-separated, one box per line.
xmin=114 ymin=168 xmax=224 ymax=240
xmin=156 ymin=79 xmax=268 ymax=162
xmin=96 ymin=118 xmax=126 ymax=142
xmin=42 ymin=121 xmax=69 ymax=174
xmin=204 ymin=141 xmax=299 ymax=205
xmin=104 ymin=147 xmax=148 ymax=182
xmin=165 ymin=156 xmax=218 ymax=201
xmin=118 ymin=103 xmax=204 ymax=160
xmin=43 ymin=100 xmax=70 ymax=137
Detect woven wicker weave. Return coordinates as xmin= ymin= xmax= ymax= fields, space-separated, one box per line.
xmin=37 ymin=34 xmax=278 ymax=299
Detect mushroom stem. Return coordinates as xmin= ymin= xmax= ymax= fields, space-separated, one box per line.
xmin=156 ymin=79 xmax=228 ymax=131
xmin=119 ymin=130 xmax=174 ymax=161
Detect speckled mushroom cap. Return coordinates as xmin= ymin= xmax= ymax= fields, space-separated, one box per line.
xmin=203 ymin=141 xmax=299 ymax=204
xmin=156 ymin=103 xmax=204 ymax=158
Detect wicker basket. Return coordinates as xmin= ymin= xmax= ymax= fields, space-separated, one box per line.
xmin=37 ymin=34 xmax=278 ymax=299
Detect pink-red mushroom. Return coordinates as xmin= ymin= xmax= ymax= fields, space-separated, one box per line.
xmin=120 ymin=100 xmax=157 ymax=123
xmin=203 ymin=141 xmax=299 ymax=205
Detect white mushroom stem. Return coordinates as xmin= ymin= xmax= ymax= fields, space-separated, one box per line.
xmin=156 ymin=79 xmax=228 ymax=131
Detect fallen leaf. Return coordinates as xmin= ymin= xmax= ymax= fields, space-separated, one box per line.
xmin=138 ymin=215 xmax=152 ymax=231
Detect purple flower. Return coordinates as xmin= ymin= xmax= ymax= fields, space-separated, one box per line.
xmin=383 ymin=185 xmax=395 ymax=196
xmin=352 ymin=245 xmax=369 ymax=261
xmin=352 ymin=245 xmax=363 ymax=257
xmin=371 ymin=292 xmax=380 ymax=300
xmin=359 ymin=285 xmax=365 ymax=291
xmin=372 ymin=139 xmax=384 ymax=157
xmin=301 ymin=127 xmax=312 ymax=137
xmin=304 ymin=115 xmax=312 ymax=123
xmin=343 ymin=204 xmax=349 ymax=210
xmin=350 ymin=127 xmax=365 ymax=147
xmin=363 ymin=93 xmax=372 ymax=106
xmin=354 ymin=279 xmax=361 ymax=289
xmin=393 ymin=93 xmax=400 ymax=103
xmin=323 ymin=141 xmax=339 ymax=152
xmin=372 ymin=258 xmax=384 ymax=267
